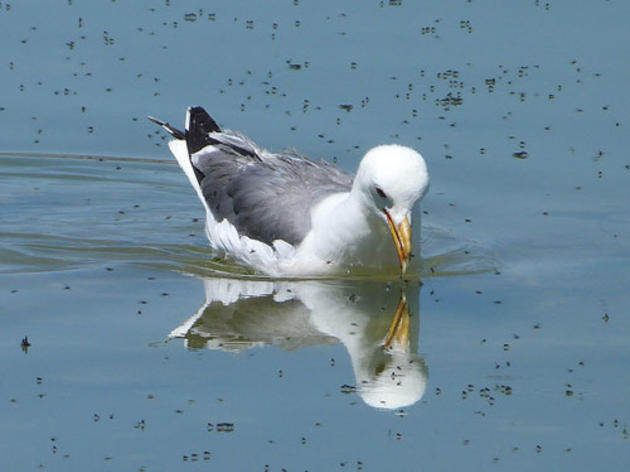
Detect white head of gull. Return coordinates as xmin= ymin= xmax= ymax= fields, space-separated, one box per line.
xmin=296 ymin=144 xmax=429 ymax=275
xmin=149 ymin=107 xmax=429 ymax=277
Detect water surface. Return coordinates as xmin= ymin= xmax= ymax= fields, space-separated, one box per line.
xmin=1 ymin=1 xmax=629 ymax=471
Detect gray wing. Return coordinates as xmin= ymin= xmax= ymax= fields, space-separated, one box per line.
xmin=185 ymin=296 xmax=336 ymax=352
xmin=193 ymin=133 xmax=353 ymax=246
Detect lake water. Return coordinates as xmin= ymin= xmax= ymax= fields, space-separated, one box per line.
xmin=1 ymin=1 xmax=629 ymax=470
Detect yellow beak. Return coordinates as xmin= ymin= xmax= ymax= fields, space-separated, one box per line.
xmin=384 ymin=211 xmax=412 ymax=274
xmin=384 ymin=293 xmax=410 ymax=349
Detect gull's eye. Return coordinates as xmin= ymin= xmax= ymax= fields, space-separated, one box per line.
xmin=375 ymin=186 xmax=387 ymax=199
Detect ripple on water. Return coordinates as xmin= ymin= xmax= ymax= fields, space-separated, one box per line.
xmin=0 ymin=228 xmax=496 ymax=281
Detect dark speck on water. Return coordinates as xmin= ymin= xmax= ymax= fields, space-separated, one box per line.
xmin=20 ymin=336 xmax=31 ymax=352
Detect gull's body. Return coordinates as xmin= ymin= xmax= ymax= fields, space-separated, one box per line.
xmin=149 ymin=107 xmax=429 ymax=277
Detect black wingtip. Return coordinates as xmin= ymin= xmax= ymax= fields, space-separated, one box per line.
xmin=147 ymin=115 xmax=186 ymax=140
xmin=186 ymin=106 xmax=221 ymax=133
xmin=185 ymin=106 xmax=221 ymax=155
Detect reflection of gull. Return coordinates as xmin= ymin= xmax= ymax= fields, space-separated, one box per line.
xmin=169 ymin=278 xmax=428 ymax=410
xmin=149 ymin=107 xmax=429 ymax=277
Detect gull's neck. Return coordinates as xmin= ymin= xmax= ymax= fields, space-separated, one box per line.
xmin=290 ymin=189 xmax=395 ymax=275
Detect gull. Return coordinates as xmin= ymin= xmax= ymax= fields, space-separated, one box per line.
xmin=149 ymin=107 xmax=429 ymax=277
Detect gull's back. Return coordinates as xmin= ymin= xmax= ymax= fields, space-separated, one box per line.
xmin=156 ymin=106 xmax=353 ymax=248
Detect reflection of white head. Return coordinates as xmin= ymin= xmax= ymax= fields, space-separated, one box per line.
xmin=358 ymin=348 xmax=428 ymax=410
xmin=295 ymin=282 xmax=427 ymax=410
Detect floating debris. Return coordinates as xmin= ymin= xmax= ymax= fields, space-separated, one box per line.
xmin=21 ymin=336 xmax=31 ymax=352
xmin=216 ymin=422 xmax=234 ymax=432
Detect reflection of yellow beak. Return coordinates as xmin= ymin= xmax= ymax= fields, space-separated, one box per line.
xmin=384 ymin=211 xmax=412 ymax=274
xmin=384 ymin=293 xmax=410 ymax=349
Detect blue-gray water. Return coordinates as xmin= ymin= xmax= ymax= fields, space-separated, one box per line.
xmin=1 ymin=1 xmax=629 ymax=470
